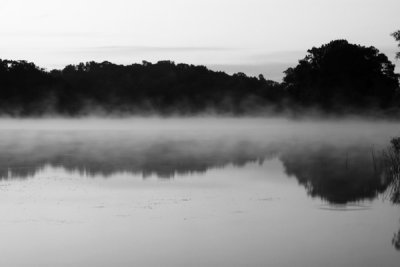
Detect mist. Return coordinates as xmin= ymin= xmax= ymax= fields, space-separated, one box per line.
xmin=0 ymin=117 xmax=398 ymax=182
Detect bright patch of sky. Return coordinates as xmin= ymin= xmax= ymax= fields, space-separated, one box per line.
xmin=0 ymin=0 xmax=399 ymax=81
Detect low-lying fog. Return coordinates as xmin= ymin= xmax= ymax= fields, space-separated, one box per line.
xmin=0 ymin=117 xmax=399 ymax=267
xmin=0 ymin=117 xmax=398 ymax=179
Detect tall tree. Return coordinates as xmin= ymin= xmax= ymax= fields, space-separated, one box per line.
xmin=392 ymin=30 xmax=400 ymax=59
xmin=283 ymin=40 xmax=400 ymax=109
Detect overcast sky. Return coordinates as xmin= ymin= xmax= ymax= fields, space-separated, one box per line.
xmin=0 ymin=0 xmax=399 ymax=81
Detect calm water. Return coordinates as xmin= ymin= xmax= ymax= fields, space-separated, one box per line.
xmin=0 ymin=118 xmax=399 ymax=267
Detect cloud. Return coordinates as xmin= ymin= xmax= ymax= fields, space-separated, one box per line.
xmin=66 ymin=45 xmax=234 ymax=54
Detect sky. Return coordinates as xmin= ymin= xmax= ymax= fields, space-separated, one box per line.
xmin=0 ymin=0 xmax=399 ymax=81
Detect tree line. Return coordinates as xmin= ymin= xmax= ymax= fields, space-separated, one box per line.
xmin=0 ymin=36 xmax=399 ymax=116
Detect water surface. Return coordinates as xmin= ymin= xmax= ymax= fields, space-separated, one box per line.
xmin=0 ymin=118 xmax=399 ymax=267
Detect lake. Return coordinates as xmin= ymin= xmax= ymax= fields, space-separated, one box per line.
xmin=0 ymin=118 xmax=399 ymax=267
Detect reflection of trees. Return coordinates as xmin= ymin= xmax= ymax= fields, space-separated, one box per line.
xmin=1 ymin=131 xmax=399 ymax=250
xmin=393 ymin=230 xmax=400 ymax=250
xmin=0 ymin=132 xmax=276 ymax=179
xmin=0 ymin=131 xmax=392 ymax=206
xmin=278 ymin=138 xmax=400 ymax=251
xmin=0 ymin=132 xmax=397 ymax=207
xmin=280 ymin=145 xmax=388 ymax=204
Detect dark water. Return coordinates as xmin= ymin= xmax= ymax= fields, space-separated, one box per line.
xmin=0 ymin=118 xmax=399 ymax=267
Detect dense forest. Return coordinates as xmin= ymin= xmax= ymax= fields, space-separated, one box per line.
xmin=0 ymin=38 xmax=399 ymax=116
xmin=0 ymin=59 xmax=284 ymax=116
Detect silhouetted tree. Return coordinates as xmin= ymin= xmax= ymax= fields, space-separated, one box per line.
xmin=283 ymin=40 xmax=400 ymax=109
xmin=0 ymin=59 xmax=284 ymax=115
xmin=393 ymin=30 xmax=400 ymax=59
xmin=383 ymin=137 xmax=400 ymax=204
xmin=382 ymin=137 xmax=400 ymax=251
xmin=1 ymin=39 xmax=400 ymax=117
